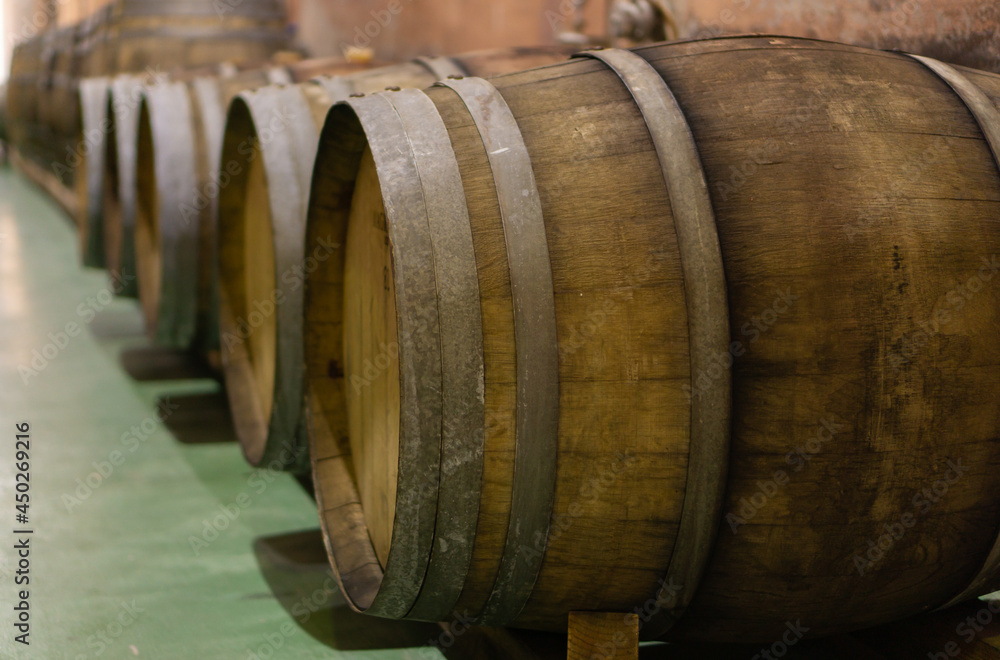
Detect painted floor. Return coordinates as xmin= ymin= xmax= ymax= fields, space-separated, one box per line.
xmin=0 ymin=166 xmax=444 ymax=659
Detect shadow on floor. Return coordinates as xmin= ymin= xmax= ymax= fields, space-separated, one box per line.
xmin=253 ymin=528 xmax=440 ymax=651
xmin=156 ymin=392 xmax=237 ymax=445
xmin=121 ymin=346 xmax=216 ymax=382
xmin=89 ymin=303 xmax=146 ymax=339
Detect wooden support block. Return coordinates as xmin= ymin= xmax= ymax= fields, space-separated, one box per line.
xmin=568 ymin=612 xmax=639 ymax=660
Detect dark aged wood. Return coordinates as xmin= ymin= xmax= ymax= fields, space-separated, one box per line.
xmin=304 ymin=36 xmax=1000 ymax=642
xmin=575 ymin=46 xmax=731 ymax=637
xmin=671 ymin=0 xmax=1000 ymax=74
xmin=567 ymin=612 xmax=639 ymax=660
xmin=904 ymin=54 xmax=1000 ymax=613
xmin=217 ymin=48 xmax=571 ymax=477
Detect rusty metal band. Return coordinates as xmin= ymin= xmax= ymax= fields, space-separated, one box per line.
xmin=312 ymin=75 xmax=356 ymax=103
xmin=382 ymin=88 xmax=486 ymax=622
xmin=242 ymin=86 xmax=321 ymax=472
xmin=906 ymin=53 xmax=1000 ymax=611
xmin=142 ymin=82 xmax=200 ymax=348
xmin=79 ymin=77 xmax=110 ymax=269
xmin=578 ymin=48 xmax=731 ymax=637
xmin=414 ymin=56 xmax=468 ymax=81
xmin=435 ymin=76 xmax=559 ymax=625
xmin=339 ymin=93 xmax=444 ymax=618
xmin=108 ymin=75 xmax=143 ymax=298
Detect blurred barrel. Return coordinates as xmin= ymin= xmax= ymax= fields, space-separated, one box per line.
xmin=6 ymin=39 xmax=44 ymax=154
xmin=215 ymin=46 xmax=572 ymax=472
xmin=133 ymin=61 xmax=355 ymax=352
xmin=304 ymin=37 xmax=1000 ymax=640
xmin=77 ymin=77 xmax=112 ymax=269
xmin=76 ymin=4 xmax=116 ymax=77
xmin=97 ymin=73 xmax=155 ymax=297
xmin=38 ymin=26 xmax=81 ymax=141
xmin=111 ymin=0 xmax=289 ymax=74
xmin=0 ymin=84 xmax=8 ymax=145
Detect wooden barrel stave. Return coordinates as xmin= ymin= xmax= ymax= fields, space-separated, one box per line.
xmin=303 ymin=37 xmax=1000 ymax=641
xmin=110 ymin=0 xmax=288 ymax=75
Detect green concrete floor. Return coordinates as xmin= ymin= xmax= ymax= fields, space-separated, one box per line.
xmin=0 ymin=166 xmax=445 ymax=658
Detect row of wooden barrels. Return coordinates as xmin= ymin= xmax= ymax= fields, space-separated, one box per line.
xmin=32 ymin=35 xmax=1000 ymax=642
xmin=5 ymin=0 xmax=288 ymax=187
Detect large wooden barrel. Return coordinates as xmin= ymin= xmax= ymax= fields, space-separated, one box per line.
xmin=215 ymin=47 xmax=573 ymax=473
xmin=303 ymin=37 xmax=1000 ymax=641
xmin=133 ymin=61 xmax=355 ymax=352
xmin=110 ymin=0 xmax=289 ymax=74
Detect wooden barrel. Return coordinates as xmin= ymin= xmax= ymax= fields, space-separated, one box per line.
xmin=303 ymin=37 xmax=1000 ymax=640
xmin=110 ymin=0 xmax=289 ymax=75
xmin=215 ymin=47 xmax=573 ymax=473
xmin=76 ymin=4 xmax=115 ymax=78
xmin=96 ymin=73 xmax=159 ymax=297
xmin=96 ymin=63 xmax=238 ymax=283
xmin=94 ymin=64 xmax=238 ymax=277
xmin=38 ymin=26 xmax=81 ymax=141
xmin=132 ymin=61 xmax=351 ymax=351
xmin=6 ymin=38 xmax=44 ymax=153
